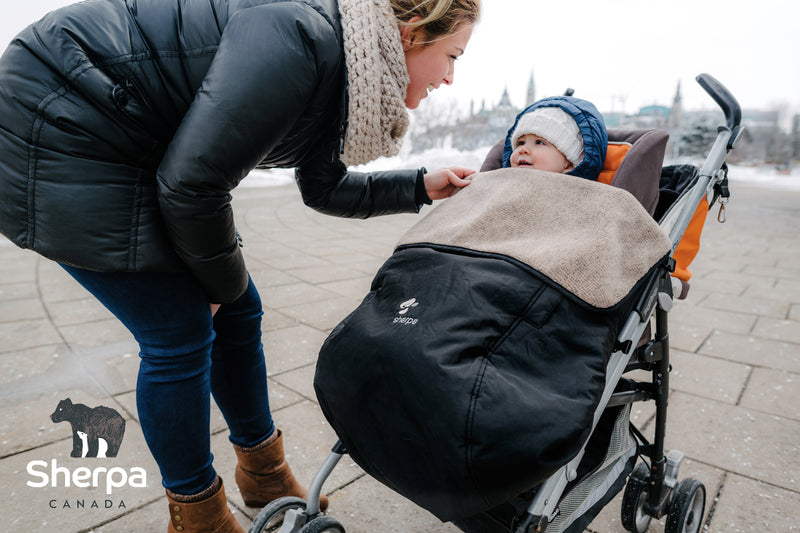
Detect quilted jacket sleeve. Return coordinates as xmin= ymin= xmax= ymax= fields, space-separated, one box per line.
xmin=295 ymin=155 xmax=425 ymax=219
xmin=156 ymin=3 xmax=336 ymax=303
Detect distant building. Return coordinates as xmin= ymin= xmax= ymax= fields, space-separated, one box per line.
xmin=525 ymin=73 xmax=536 ymax=107
xmin=741 ymin=109 xmax=779 ymax=129
xmin=410 ymin=85 xmax=521 ymax=152
xmin=668 ymin=81 xmax=683 ymax=131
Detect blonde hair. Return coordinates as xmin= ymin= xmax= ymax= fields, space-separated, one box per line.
xmin=390 ymin=0 xmax=481 ymax=43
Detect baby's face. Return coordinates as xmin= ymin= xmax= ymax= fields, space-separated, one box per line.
xmin=510 ymin=134 xmax=574 ymax=173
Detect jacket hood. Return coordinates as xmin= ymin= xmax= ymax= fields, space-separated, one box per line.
xmin=502 ymin=95 xmax=608 ymax=180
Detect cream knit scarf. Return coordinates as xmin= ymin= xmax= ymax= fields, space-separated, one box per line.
xmin=338 ymin=0 xmax=410 ymax=166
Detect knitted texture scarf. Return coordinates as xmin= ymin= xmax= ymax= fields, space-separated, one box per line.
xmin=338 ymin=0 xmax=410 ymax=166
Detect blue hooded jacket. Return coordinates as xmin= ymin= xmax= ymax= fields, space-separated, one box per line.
xmin=502 ymin=96 xmax=608 ymax=180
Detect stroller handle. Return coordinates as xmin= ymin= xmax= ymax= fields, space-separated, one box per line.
xmin=696 ymin=73 xmax=742 ymax=131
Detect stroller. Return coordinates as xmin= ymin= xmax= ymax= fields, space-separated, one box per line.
xmin=248 ymin=73 xmax=743 ymax=533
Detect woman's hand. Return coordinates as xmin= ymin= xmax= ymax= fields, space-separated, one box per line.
xmin=424 ymin=167 xmax=476 ymax=200
xmin=210 ymin=303 xmax=221 ymax=317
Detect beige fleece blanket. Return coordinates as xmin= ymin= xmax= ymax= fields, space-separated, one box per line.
xmin=397 ymin=168 xmax=672 ymax=309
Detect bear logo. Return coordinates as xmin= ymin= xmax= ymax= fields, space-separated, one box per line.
xmin=50 ymin=398 xmax=126 ymax=458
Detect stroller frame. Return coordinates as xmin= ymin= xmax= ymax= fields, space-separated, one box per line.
xmin=249 ymin=73 xmax=743 ymax=533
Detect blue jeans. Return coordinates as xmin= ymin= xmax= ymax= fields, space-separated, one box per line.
xmin=61 ymin=265 xmax=274 ymax=495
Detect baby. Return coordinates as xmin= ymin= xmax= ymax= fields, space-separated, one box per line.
xmin=503 ymin=95 xmax=608 ymax=180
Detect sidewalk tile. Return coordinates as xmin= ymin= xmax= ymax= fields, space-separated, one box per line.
xmin=37 ymin=271 xmax=90 ymax=304
xmin=0 ymin=298 xmax=46 ymax=322
xmin=286 ymin=264 xmax=366 ymax=285
xmin=271 ymin=363 xmax=316 ymax=402
xmin=0 ymin=267 xmax=36 ymax=284
xmin=698 ymin=330 xmax=800 ymax=373
xmin=325 ymin=475 xmax=459 ymax=533
xmin=277 ymin=295 xmax=361 ymax=332
xmin=671 ymin=304 xmax=757 ymax=335
xmin=700 ymin=292 xmax=789 ymax=319
xmin=263 ymin=324 xmax=328 ymax=376
xmin=248 ymin=265 xmax=302 ymax=288
xmin=670 ymin=349 xmax=750 ymax=404
xmin=45 ymin=297 xmax=115 ymax=327
xmin=744 ymin=264 xmax=800 ymax=282
xmin=664 ymin=391 xmax=799 ymax=492
xmin=260 ymin=308 xmax=300 ymax=332
xmin=0 ymin=345 xmax=63 ymax=385
xmin=668 ymin=321 xmax=712 ymax=353
xmin=743 ymin=278 xmax=800 ymax=304
xmin=318 ymin=277 xmax=374 ymax=299
xmin=751 ymin=316 xmax=800 ymax=344
xmin=701 ymin=269 xmax=778 ymax=290
xmin=259 ymin=282 xmax=340 ymax=310
xmin=738 ymin=368 xmax=800 ymax=421
xmin=58 ymin=318 xmax=132 ymax=350
xmin=261 ymin=252 xmax=332 ymax=271
xmin=0 ymin=319 xmax=62 ymax=352
xmin=688 ymin=276 xmax=748 ymax=297
xmin=709 ymin=473 xmax=800 ymax=532
xmin=0 ymin=281 xmax=38 ymax=301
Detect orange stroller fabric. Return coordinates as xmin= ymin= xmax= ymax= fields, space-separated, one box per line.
xmin=671 ymin=198 xmax=709 ymax=282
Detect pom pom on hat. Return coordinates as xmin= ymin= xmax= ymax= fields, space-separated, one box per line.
xmin=510 ymin=106 xmax=584 ymax=167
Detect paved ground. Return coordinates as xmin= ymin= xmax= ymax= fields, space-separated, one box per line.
xmin=1 ymin=181 xmax=798 ymax=533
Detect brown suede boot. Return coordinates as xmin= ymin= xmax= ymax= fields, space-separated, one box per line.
xmin=233 ymin=430 xmax=328 ymax=511
xmin=166 ymin=477 xmax=244 ymax=533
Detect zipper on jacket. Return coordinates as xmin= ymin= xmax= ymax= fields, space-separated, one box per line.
xmin=336 ymin=77 xmax=349 ymax=161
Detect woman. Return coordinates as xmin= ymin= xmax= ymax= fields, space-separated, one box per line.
xmin=0 ymin=0 xmax=480 ymax=531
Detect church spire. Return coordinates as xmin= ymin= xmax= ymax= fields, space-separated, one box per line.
xmin=526 ymin=72 xmax=536 ymax=106
xmin=498 ymin=86 xmax=512 ymax=108
xmin=668 ymin=80 xmax=683 ymax=130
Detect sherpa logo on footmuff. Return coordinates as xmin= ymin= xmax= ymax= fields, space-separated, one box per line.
xmin=393 ymin=298 xmax=419 ymax=325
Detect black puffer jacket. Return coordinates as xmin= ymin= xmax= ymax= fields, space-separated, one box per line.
xmin=0 ymin=0 xmax=423 ymax=303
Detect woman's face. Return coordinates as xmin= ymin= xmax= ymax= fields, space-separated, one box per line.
xmin=401 ymin=22 xmax=474 ymax=109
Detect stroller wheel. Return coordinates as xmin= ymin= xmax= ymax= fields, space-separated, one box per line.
xmin=665 ymin=478 xmax=706 ymax=533
xmin=621 ymin=462 xmax=652 ymax=533
xmin=299 ymin=516 xmax=346 ymax=533
xmin=249 ymin=496 xmax=308 ymax=533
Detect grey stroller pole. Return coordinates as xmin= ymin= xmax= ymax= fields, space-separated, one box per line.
xmin=304 ymin=441 xmax=346 ymax=516
xmin=248 ymin=441 xmax=347 ymax=533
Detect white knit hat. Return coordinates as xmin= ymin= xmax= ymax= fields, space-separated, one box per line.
xmin=510 ymin=106 xmax=584 ymax=167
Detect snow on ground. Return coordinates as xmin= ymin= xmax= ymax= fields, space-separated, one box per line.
xmin=238 ymin=146 xmax=494 ymax=189
xmin=239 ymin=147 xmax=800 ymax=193
xmin=723 ymin=164 xmax=800 ymax=192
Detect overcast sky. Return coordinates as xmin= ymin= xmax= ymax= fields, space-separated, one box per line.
xmin=449 ymin=0 xmax=799 ymax=117
xmin=2 ymin=0 xmax=797 ymax=118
